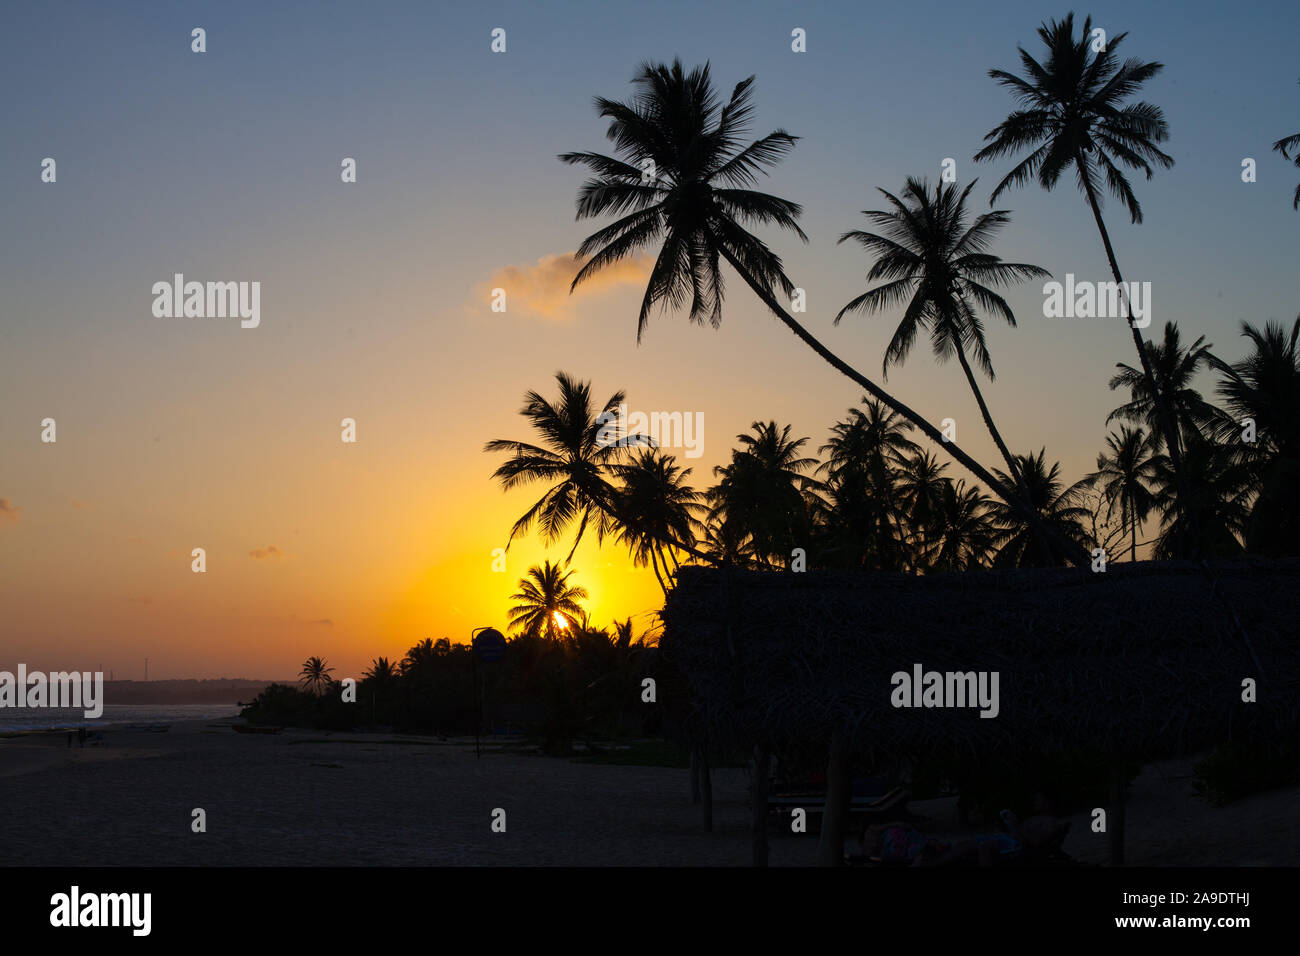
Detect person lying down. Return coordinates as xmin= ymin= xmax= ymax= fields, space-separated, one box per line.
xmin=863 ymin=813 xmax=1071 ymax=867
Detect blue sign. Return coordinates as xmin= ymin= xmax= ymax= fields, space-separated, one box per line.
xmin=474 ymin=628 xmax=507 ymax=662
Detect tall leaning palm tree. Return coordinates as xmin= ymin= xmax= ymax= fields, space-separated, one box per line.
xmin=1273 ymin=80 xmax=1300 ymax=210
xmin=560 ymin=58 xmax=1083 ymax=566
xmin=974 ymin=13 xmax=1183 ymax=481
xmin=1088 ymin=425 xmax=1158 ymax=561
xmin=485 ymin=372 xmax=627 ymax=561
xmin=836 ymin=176 xmax=1048 ymax=493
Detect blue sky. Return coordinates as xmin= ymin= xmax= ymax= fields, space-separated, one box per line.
xmin=1 ymin=0 xmax=1297 ymax=675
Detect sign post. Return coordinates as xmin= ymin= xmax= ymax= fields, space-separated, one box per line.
xmin=470 ymin=627 xmax=506 ymax=758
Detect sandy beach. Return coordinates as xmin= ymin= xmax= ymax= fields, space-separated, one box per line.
xmin=1 ymin=721 xmax=1295 ymax=866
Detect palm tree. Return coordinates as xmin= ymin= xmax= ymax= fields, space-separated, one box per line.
xmin=363 ymin=657 xmax=397 ymax=682
xmin=815 ymin=399 xmax=917 ymax=569
xmin=611 ymin=448 xmax=705 ymax=595
xmin=507 ymin=560 xmax=589 ymax=641
xmin=298 ymin=656 xmax=334 ymax=696
xmin=819 ymin=398 xmax=919 ymax=487
xmin=560 ymin=59 xmax=1078 ymax=564
xmin=1107 ymin=322 xmax=1219 ymax=457
xmin=1149 ymin=433 xmax=1251 ymax=560
xmin=1088 ymin=426 xmax=1159 ymax=561
xmin=400 ymin=638 xmax=438 ymax=677
xmin=1208 ymin=315 xmax=1300 ymax=555
xmin=707 ymin=421 xmax=820 ymax=569
xmin=361 ymin=656 xmax=397 ymax=723
xmin=1273 ymin=80 xmax=1300 ymax=210
xmin=975 ymin=13 xmax=1184 ymax=481
xmin=987 ymin=450 xmax=1092 ymax=567
xmin=894 ymin=448 xmax=950 ymax=566
xmin=927 ymin=479 xmax=996 ymax=572
xmin=484 ymin=372 xmax=627 ymax=561
xmin=836 ymin=177 xmax=1049 ymax=493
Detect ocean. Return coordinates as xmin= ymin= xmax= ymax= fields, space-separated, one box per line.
xmin=0 ymin=703 xmax=243 ymax=732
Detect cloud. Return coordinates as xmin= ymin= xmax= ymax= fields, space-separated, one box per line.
xmin=128 ymin=596 xmax=153 ymax=605
xmin=0 ymin=498 xmax=20 ymax=523
xmin=308 ymin=618 xmax=334 ymax=627
xmin=249 ymin=545 xmax=285 ymax=559
xmin=486 ymin=250 xmax=653 ymax=319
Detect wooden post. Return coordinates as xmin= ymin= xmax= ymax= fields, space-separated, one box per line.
xmin=818 ymin=725 xmax=851 ymax=867
xmin=699 ymin=746 xmax=713 ymax=832
xmin=1109 ymin=763 xmax=1127 ymax=866
xmin=690 ymin=744 xmax=701 ymax=804
xmin=752 ymin=742 xmax=771 ymax=867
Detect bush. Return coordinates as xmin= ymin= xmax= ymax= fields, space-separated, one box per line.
xmin=1193 ymin=735 xmax=1300 ymax=806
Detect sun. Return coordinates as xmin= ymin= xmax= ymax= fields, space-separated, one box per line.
xmin=552 ymin=611 xmax=570 ymax=629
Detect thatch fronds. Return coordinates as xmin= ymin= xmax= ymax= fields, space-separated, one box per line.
xmin=660 ymin=559 xmax=1300 ymax=763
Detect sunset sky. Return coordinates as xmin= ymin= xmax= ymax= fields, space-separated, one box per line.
xmin=2 ymin=0 xmax=1297 ymax=679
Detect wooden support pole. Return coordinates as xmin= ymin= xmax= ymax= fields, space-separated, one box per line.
xmin=689 ymin=745 xmax=701 ymax=804
xmin=751 ymin=742 xmax=771 ymax=867
xmin=818 ymin=725 xmax=851 ymax=867
xmin=1109 ymin=763 xmax=1127 ymax=866
xmin=699 ymin=745 xmax=713 ymax=833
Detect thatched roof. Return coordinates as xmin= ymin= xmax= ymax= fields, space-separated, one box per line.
xmin=659 ymin=559 xmax=1300 ymax=762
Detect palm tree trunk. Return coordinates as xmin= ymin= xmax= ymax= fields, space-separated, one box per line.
xmin=1130 ymin=511 xmax=1137 ymax=562
xmin=648 ymin=548 xmax=669 ymax=598
xmin=715 ymin=244 xmax=1091 ymax=569
xmin=1108 ymin=763 xmax=1127 ymax=866
xmin=1076 ymin=162 xmax=1186 ymax=486
xmin=953 ymin=345 xmax=1054 ymax=566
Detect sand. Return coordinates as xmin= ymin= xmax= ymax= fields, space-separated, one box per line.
xmin=0 ymin=722 xmax=1294 ymax=866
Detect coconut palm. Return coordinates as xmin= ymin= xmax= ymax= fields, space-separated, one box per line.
xmin=1149 ymin=434 xmax=1251 ymax=560
xmin=836 ymin=177 xmax=1049 ymax=492
xmin=987 ymin=450 xmax=1092 ymax=567
xmin=363 ymin=657 xmax=397 ymax=683
xmin=926 ymin=479 xmax=996 ymax=572
xmin=707 ymin=421 xmax=820 ymax=569
xmin=814 ymin=399 xmax=917 ymax=569
xmin=400 ymin=638 xmax=438 ymax=677
xmin=818 ymin=398 xmax=919 ymax=487
xmin=508 ymin=560 xmax=589 ymax=641
xmin=485 ymin=372 xmax=628 ymax=561
xmin=1273 ymin=80 xmax=1300 ymax=210
xmin=1207 ymin=315 xmax=1300 ymax=554
xmin=1107 ymin=322 xmax=1220 ymax=456
xmin=298 ymin=656 xmax=334 ymax=696
xmin=1088 ymin=426 xmax=1159 ymax=561
xmin=894 ymin=448 xmax=950 ymax=565
xmin=561 ymin=59 xmax=1074 ymax=562
xmin=975 ymin=13 xmax=1183 ymax=479
xmin=611 ymin=448 xmax=705 ymax=595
